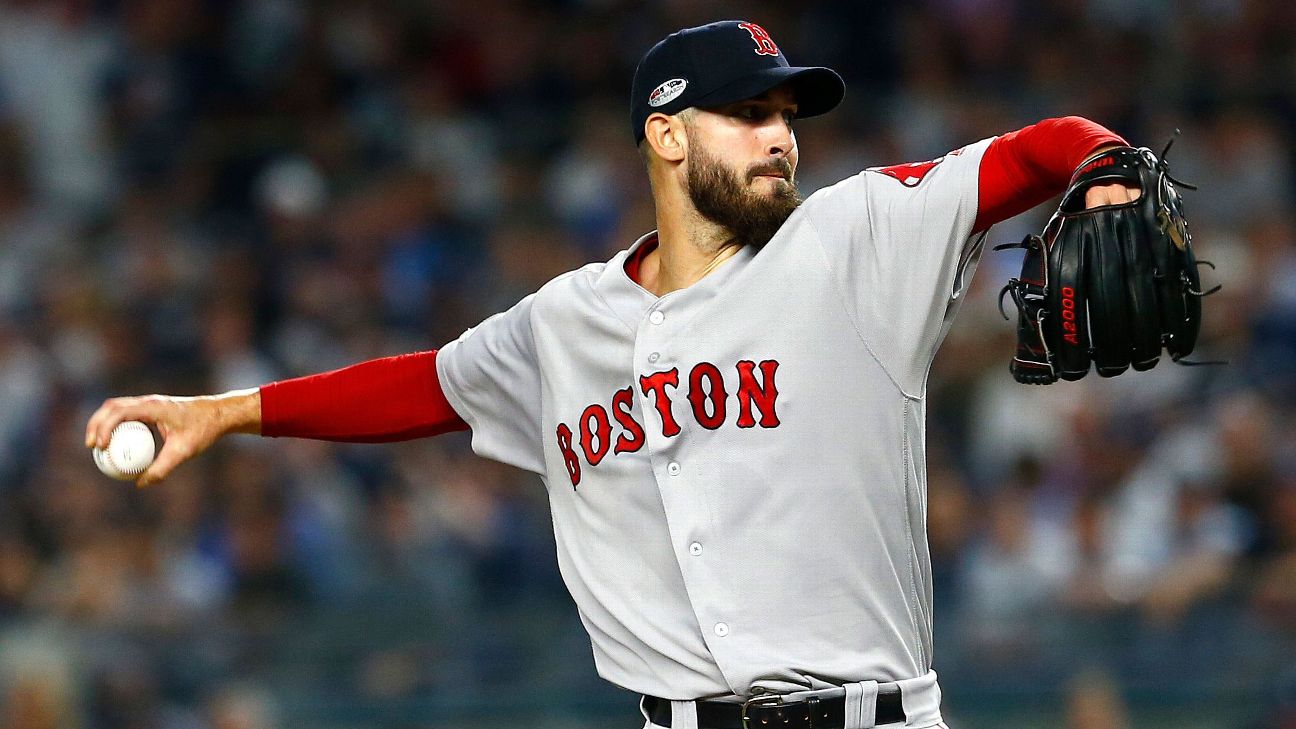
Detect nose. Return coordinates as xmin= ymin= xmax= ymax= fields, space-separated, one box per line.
xmin=764 ymin=118 xmax=794 ymax=159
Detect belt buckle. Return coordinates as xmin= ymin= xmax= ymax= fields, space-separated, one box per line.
xmin=741 ymin=693 xmax=784 ymax=729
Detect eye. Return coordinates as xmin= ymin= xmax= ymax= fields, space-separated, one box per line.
xmin=782 ymin=109 xmax=797 ymax=126
xmin=735 ymin=106 xmax=759 ymax=120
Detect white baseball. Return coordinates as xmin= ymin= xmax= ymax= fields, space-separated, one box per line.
xmin=93 ymin=421 xmax=156 ymax=481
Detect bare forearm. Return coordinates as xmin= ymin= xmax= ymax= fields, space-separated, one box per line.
xmin=213 ymin=387 xmax=263 ymax=436
xmin=85 ymin=349 xmax=473 ymax=486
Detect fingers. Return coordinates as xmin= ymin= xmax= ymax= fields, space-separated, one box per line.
xmin=135 ymin=436 xmax=194 ymax=488
xmin=87 ymin=397 xmax=139 ymax=449
xmin=85 ymin=395 xmax=165 ymax=449
xmin=88 ymin=393 xmax=231 ymax=488
xmin=1083 ymin=182 xmax=1140 ymax=209
xmin=86 ymin=396 xmax=124 ymax=448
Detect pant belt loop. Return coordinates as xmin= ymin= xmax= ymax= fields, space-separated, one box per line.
xmin=639 ymin=696 xmax=653 ymax=726
xmin=669 ymin=699 xmax=699 ymax=729
xmin=843 ymin=680 xmax=880 ymax=729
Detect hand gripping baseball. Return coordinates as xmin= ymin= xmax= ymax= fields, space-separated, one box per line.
xmin=85 ymin=389 xmax=262 ymax=487
xmin=996 ymin=138 xmax=1218 ymax=384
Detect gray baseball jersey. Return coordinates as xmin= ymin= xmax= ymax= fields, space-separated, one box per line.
xmin=436 ymin=139 xmax=992 ymax=717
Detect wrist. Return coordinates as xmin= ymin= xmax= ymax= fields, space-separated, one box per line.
xmin=213 ymin=388 xmax=262 ymax=436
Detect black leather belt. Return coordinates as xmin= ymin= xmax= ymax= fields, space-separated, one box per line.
xmin=643 ymin=690 xmax=906 ymax=729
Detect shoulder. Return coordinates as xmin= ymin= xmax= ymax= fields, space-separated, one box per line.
xmin=534 ymin=260 xmax=609 ymax=301
xmin=526 ymin=255 xmax=627 ymax=325
xmin=453 ymin=262 xmax=608 ymax=341
xmin=804 ymin=139 xmax=997 ymax=212
xmin=863 ymin=138 xmax=994 ymax=191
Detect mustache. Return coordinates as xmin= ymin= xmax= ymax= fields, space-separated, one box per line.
xmin=747 ymin=158 xmax=794 ymax=182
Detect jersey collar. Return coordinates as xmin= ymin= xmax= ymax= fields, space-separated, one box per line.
xmin=594 ymin=230 xmax=757 ymax=333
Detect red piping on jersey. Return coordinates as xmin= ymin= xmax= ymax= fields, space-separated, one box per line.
xmin=624 ymin=236 xmax=659 ymax=286
xmin=260 ymin=350 xmax=469 ymax=441
xmin=974 ymin=116 xmax=1126 ymax=233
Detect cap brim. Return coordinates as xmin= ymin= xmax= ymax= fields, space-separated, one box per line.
xmin=688 ymin=66 xmax=844 ymax=119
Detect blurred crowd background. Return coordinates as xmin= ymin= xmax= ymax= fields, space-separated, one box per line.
xmin=0 ymin=0 xmax=1294 ymax=727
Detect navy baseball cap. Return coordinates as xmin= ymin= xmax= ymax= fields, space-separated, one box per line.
xmin=630 ymin=20 xmax=845 ymax=144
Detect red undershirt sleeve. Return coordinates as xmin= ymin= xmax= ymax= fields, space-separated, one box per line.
xmin=260 ymin=350 xmax=469 ymax=442
xmin=973 ymin=116 xmax=1127 ymax=233
xmin=255 ymin=121 xmax=1121 ymax=443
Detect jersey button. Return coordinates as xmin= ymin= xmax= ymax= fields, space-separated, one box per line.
xmin=667 ymin=462 xmax=681 ymax=476
xmin=714 ymin=622 xmax=729 ymax=637
xmin=648 ymin=352 xmax=660 ymax=363
xmin=649 ymin=311 xmax=665 ymax=325
xmin=689 ymin=542 xmax=703 ymax=556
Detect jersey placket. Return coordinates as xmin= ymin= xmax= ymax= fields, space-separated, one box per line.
xmin=632 ymin=296 xmax=745 ymax=688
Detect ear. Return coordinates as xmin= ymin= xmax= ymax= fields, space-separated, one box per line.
xmin=643 ymin=112 xmax=688 ymax=163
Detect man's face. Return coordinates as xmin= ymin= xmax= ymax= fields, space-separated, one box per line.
xmin=682 ymin=85 xmax=801 ymax=248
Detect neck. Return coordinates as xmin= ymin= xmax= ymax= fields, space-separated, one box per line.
xmin=640 ymin=182 xmax=743 ymax=297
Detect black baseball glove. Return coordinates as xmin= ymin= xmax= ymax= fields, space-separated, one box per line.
xmin=997 ymin=140 xmax=1217 ymax=384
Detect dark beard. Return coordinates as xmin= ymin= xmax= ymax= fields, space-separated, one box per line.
xmin=685 ymin=142 xmax=802 ymax=249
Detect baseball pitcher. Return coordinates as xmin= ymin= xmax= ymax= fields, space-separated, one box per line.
xmin=86 ymin=20 xmax=1207 ymax=729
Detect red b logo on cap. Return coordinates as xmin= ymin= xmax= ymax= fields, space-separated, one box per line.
xmin=738 ymin=22 xmax=780 ymax=56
